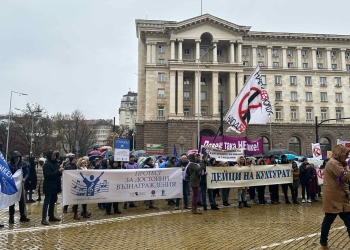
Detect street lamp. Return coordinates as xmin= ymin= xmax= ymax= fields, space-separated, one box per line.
xmin=132 ymin=132 xmax=135 ymax=151
xmin=315 ymin=116 xmax=350 ymax=143
xmin=269 ymin=102 xmax=279 ymax=150
xmin=5 ymin=91 xmax=28 ymax=161
xmin=197 ymin=46 xmax=216 ymax=149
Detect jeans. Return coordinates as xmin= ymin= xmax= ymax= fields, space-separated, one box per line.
xmin=249 ymin=187 xmax=256 ymax=200
xmin=42 ymin=193 xmax=58 ymax=219
xmin=9 ymin=192 xmax=25 ymax=217
xmin=238 ymin=189 xmax=247 ymax=202
xmin=222 ymin=188 xmax=230 ymax=203
xmin=301 ymin=181 xmax=310 ymax=200
xmin=257 ymin=186 xmax=266 ymax=204
xmin=199 ymin=182 xmax=214 ymax=207
xmin=105 ymin=202 xmax=119 ymax=212
xmin=191 ymin=187 xmax=199 ymax=207
xmin=183 ymin=181 xmax=190 ymax=207
xmin=269 ymin=185 xmax=279 ymax=201
xmin=320 ymin=212 xmax=350 ymax=246
xmin=281 ymin=183 xmax=295 ymax=202
xmin=82 ymin=204 xmax=87 ymax=212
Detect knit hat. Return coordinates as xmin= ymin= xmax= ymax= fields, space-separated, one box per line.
xmin=69 ymin=156 xmax=76 ymax=163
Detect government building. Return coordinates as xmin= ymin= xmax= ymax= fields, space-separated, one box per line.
xmin=134 ymin=14 xmax=350 ymax=156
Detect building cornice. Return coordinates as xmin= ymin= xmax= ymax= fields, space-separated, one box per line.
xmin=246 ymin=31 xmax=350 ymax=41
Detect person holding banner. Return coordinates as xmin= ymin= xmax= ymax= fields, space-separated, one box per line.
xmin=268 ymin=155 xmax=280 ymax=205
xmin=300 ymin=158 xmax=312 ymax=203
xmin=199 ymin=155 xmax=219 ymax=211
xmin=291 ymin=161 xmax=300 ymax=204
xmin=235 ymin=156 xmax=251 ymax=209
xmin=320 ymin=145 xmax=350 ymax=249
xmin=105 ymin=157 xmax=122 ymax=215
xmin=177 ymin=155 xmax=191 ymax=210
xmin=256 ymin=158 xmax=268 ymax=205
xmin=76 ymin=158 xmax=91 ymax=218
xmin=123 ymin=155 xmax=138 ymax=209
xmin=280 ymin=155 xmax=295 ymax=204
xmin=143 ymin=157 xmax=158 ymax=210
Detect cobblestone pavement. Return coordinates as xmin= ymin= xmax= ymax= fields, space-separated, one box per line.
xmin=0 ymin=190 xmax=349 ymax=250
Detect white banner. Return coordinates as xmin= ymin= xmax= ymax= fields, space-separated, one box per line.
xmin=316 ymin=166 xmax=324 ymax=185
xmin=0 ymin=170 xmax=22 ymax=210
xmin=62 ymin=168 xmax=183 ymax=205
xmin=311 ymin=143 xmax=322 ymax=160
xmin=202 ymin=146 xmax=244 ymax=162
xmin=224 ymin=65 xmax=273 ymax=133
xmin=206 ymin=165 xmax=292 ymax=188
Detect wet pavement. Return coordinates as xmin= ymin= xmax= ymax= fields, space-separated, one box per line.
xmin=0 ymin=190 xmax=349 ymax=250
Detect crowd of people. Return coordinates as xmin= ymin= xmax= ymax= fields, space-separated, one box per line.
xmin=1 ymin=148 xmax=328 ymax=227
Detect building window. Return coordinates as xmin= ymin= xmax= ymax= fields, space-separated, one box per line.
xmin=218 ymin=92 xmax=223 ymax=101
xmin=184 ymin=107 xmax=190 ymax=116
xmin=334 ymin=77 xmax=341 ymax=87
xmin=290 ymin=91 xmax=297 ymax=101
xmin=275 ymin=108 xmax=282 ymax=119
xmin=287 ymin=49 xmax=293 ymax=57
xmin=200 ymin=48 xmax=206 ymax=56
xmin=317 ymin=63 xmax=323 ymax=69
xmin=257 ymin=48 xmax=263 ymax=56
xmin=201 ymin=92 xmax=206 ymax=100
xmin=242 ymin=48 xmax=249 ymax=56
xmin=158 ymin=45 xmax=165 ymax=53
xmin=289 ymin=137 xmax=301 ymax=155
xmin=272 ymin=49 xmax=278 ymax=56
xmin=305 ymin=76 xmax=311 ymax=86
xmin=275 ymin=75 xmax=281 ymax=85
xmin=332 ymin=64 xmax=337 ymax=70
xmin=201 ymin=107 xmax=207 ymax=116
xmin=290 ymin=76 xmax=297 ymax=85
xmin=320 ymin=77 xmax=326 ymax=86
xmin=302 ymin=50 xmax=308 ymax=57
xmin=126 ymin=111 xmax=130 ymax=116
xmin=184 ymin=91 xmax=190 ymax=100
xmin=291 ymin=108 xmax=298 ymax=120
xmin=306 ymin=92 xmax=313 ymax=101
xmin=303 ymin=63 xmax=309 ymax=69
xmin=157 ymin=89 xmax=165 ymax=98
xmin=201 ymin=77 xmax=206 ymax=85
xmin=158 ymin=105 xmax=164 ymax=117
xmin=288 ymin=62 xmax=293 ymax=68
xmin=275 ymin=91 xmax=282 ymax=101
xmin=261 ymin=75 xmax=266 ymax=85
xmin=336 ymin=109 xmax=342 ymax=119
xmin=184 ymin=48 xmax=190 ymax=55
xmin=158 ymin=59 xmax=164 ymax=64
xmin=331 ymin=51 xmax=337 ymax=58
xmin=320 ymin=137 xmax=331 ymax=152
xmin=126 ymin=118 xmax=130 ymax=123
xmin=320 ymin=92 xmax=327 ymax=102
xmin=346 ymin=52 xmax=350 ymax=59
xmin=316 ymin=50 xmax=322 ymax=58
xmin=184 ymin=77 xmax=190 ymax=85
xmin=263 ymin=137 xmax=270 ymax=155
xmin=347 ymin=64 xmax=350 ymax=71
xmin=258 ymin=61 xmax=264 ymax=67
xmin=306 ymin=108 xmax=313 ymax=120
xmin=273 ymin=62 xmax=279 ymax=68
xmin=158 ymin=73 xmax=165 ymax=82
xmin=243 ymin=61 xmax=249 ymax=66
xmin=321 ymin=108 xmax=328 ymax=120
xmin=244 ymin=75 xmax=250 ymax=83
xmin=217 ymin=50 xmax=222 ymax=56
xmin=335 ymin=93 xmax=342 ymax=102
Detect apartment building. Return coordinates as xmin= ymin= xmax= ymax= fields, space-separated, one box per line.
xmin=135 ymin=14 xmax=350 ymax=155
xmin=119 ymin=91 xmax=137 ymax=131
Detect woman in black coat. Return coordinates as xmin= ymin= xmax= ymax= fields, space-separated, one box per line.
xmin=26 ymin=157 xmax=38 ymax=203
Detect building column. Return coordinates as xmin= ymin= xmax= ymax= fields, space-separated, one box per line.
xmin=237 ymin=72 xmax=244 ymax=95
xmin=237 ymin=41 xmax=242 ymax=64
xmin=297 ymin=47 xmax=302 ymax=69
xmin=169 ymin=71 xmax=176 ymax=116
xmin=194 ymin=71 xmax=200 ymax=116
xmin=341 ymin=48 xmax=346 ymax=71
xmin=212 ymin=41 xmax=218 ymax=64
xmin=177 ymin=71 xmax=184 ymax=116
xmin=252 ymin=45 xmax=257 ymax=67
xmin=195 ymin=39 xmax=201 ymax=60
xmin=326 ymin=48 xmax=332 ymax=70
xmin=146 ymin=42 xmax=151 ymax=64
xmin=178 ymin=39 xmax=183 ymax=62
xmin=312 ymin=47 xmax=317 ymax=70
xmin=267 ymin=46 xmax=272 ymax=69
xmin=212 ymin=72 xmax=219 ymax=116
xmin=151 ymin=43 xmax=156 ymax=64
xmin=170 ymin=39 xmax=175 ymax=60
xmin=229 ymin=41 xmax=235 ymax=63
xmin=282 ymin=46 xmax=288 ymax=69
xmin=228 ymin=72 xmax=236 ymax=105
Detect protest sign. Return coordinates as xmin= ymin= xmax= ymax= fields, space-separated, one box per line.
xmin=202 ymin=146 xmax=244 ymax=162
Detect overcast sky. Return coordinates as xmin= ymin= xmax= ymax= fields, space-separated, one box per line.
xmin=1 ymin=0 xmax=349 ymax=122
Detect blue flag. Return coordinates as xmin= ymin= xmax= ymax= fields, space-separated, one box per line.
xmin=0 ymin=152 xmax=18 ymax=195
xmin=173 ymin=144 xmax=179 ymax=164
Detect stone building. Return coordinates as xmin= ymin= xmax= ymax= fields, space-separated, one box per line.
xmin=118 ymin=91 xmax=137 ymax=131
xmin=135 ymin=14 xmax=350 ymax=155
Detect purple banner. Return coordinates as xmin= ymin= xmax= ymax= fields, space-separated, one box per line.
xmin=200 ymin=136 xmax=263 ymax=156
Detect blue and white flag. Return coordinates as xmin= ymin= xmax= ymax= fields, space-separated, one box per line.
xmin=173 ymin=144 xmax=179 ymax=164
xmin=0 ymin=152 xmax=18 ymax=195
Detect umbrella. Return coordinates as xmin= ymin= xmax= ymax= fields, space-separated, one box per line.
xmin=101 ymin=150 xmax=114 ymax=158
xmin=265 ymin=149 xmax=290 ymax=156
xmin=132 ymin=150 xmax=147 ymax=159
xmin=88 ymin=150 xmax=101 ymax=156
xmin=89 ymin=155 xmax=102 ymax=162
xmin=281 ymin=154 xmax=297 ymax=161
xmin=99 ymin=146 xmax=112 ymax=152
xmin=187 ymin=149 xmax=198 ymax=155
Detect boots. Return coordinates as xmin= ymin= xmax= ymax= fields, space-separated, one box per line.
xmin=41 ymin=219 xmax=49 ymax=226
xmin=20 ymin=215 xmax=30 ymax=222
xmin=210 ymin=205 xmax=219 ymax=210
xmin=238 ymin=201 xmax=243 ymax=209
xmin=81 ymin=211 xmax=91 ymax=217
xmin=48 ymin=216 xmax=61 ymax=222
xmin=243 ymin=201 xmax=251 ymax=208
xmin=192 ymin=206 xmax=202 ymax=214
xmin=320 ymin=245 xmax=330 ymax=250
xmin=9 ymin=216 xmax=14 ymax=224
xmin=203 ymin=205 xmax=207 ymax=211
xmin=73 ymin=213 xmax=80 ymax=220
xmin=285 ymin=198 xmax=292 ymax=204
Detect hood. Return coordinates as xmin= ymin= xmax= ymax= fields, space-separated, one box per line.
xmin=10 ymin=151 xmax=22 ymax=163
xmin=188 ymin=154 xmax=195 ymax=162
xmin=38 ymin=157 xmax=46 ymax=164
xmin=332 ymin=145 xmax=350 ymax=163
xmin=46 ymin=150 xmax=60 ymax=163
xmin=29 ymin=157 xmax=36 ymax=166
xmin=169 ymin=155 xmax=176 ymax=160
xmin=101 ymin=159 xmax=109 ymax=168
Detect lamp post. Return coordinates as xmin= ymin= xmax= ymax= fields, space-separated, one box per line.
xmin=5 ymin=91 xmax=28 ymax=161
xmin=196 ymin=46 xmax=216 ymax=149
xmin=269 ymin=102 xmax=279 ymax=150
xmin=315 ymin=116 xmax=350 ymax=143
xmin=132 ymin=132 xmax=135 ymax=151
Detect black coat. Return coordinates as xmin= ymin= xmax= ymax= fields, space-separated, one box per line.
xmin=25 ymin=157 xmax=38 ymax=190
xmin=43 ymin=151 xmax=62 ymax=194
xmin=299 ymin=163 xmax=313 ymax=183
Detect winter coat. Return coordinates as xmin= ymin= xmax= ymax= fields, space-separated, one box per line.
xmin=124 ymin=162 xmax=139 ymax=169
xmin=43 ymin=151 xmax=62 ymax=194
xmin=187 ymin=154 xmax=205 ymax=188
xmin=64 ymin=163 xmax=77 ymax=170
xmin=36 ymin=158 xmax=45 ymax=194
xmin=25 ymin=157 xmax=38 ymax=191
xmin=165 ymin=155 xmax=176 ymax=168
xmin=7 ymin=151 xmax=29 ymax=180
xmin=299 ymin=163 xmax=313 ymax=183
xmin=323 ymin=145 xmax=350 ymax=213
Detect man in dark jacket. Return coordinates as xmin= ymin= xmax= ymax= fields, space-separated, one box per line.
xmin=7 ymin=151 xmax=30 ymax=224
xmin=200 ymin=155 xmax=219 ymax=211
xmin=300 ymin=158 xmax=313 ymax=203
xmin=26 ymin=157 xmax=37 ymax=203
xmin=188 ymin=153 xmax=205 ymax=214
xmin=41 ymin=150 xmax=64 ymax=225
xmin=165 ymin=155 xmax=176 ymax=168
xmin=176 ymin=155 xmax=190 ymax=209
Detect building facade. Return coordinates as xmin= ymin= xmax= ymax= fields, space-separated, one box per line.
xmin=119 ymin=91 xmax=137 ymax=131
xmin=135 ymin=14 xmax=350 ymax=155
